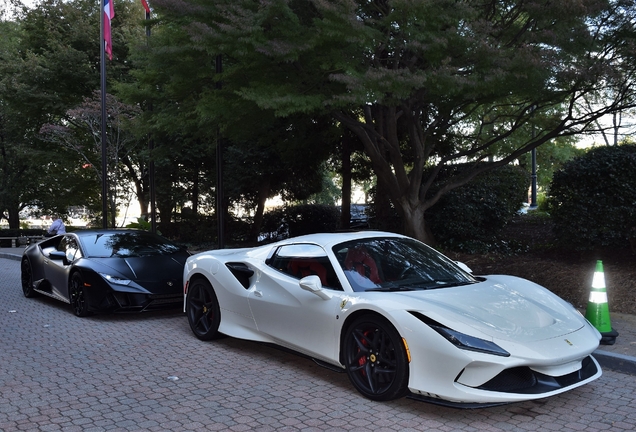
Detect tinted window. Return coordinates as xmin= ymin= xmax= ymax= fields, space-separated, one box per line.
xmin=267 ymin=244 xmax=342 ymax=290
xmin=333 ymin=237 xmax=476 ymax=292
xmin=57 ymin=235 xmax=82 ymax=262
xmin=79 ymin=231 xmax=181 ymax=258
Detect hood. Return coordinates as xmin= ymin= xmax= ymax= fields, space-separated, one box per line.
xmin=95 ymin=253 xmax=187 ymax=294
xmin=400 ymin=275 xmax=586 ymax=343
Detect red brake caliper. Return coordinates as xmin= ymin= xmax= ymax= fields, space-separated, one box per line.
xmin=357 ymin=330 xmax=372 ymax=375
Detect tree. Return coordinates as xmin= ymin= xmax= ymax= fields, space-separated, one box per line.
xmin=1 ymin=0 xmax=149 ymax=226
xmin=39 ymin=92 xmax=144 ymax=227
xmin=0 ymin=15 xmax=47 ymax=228
xmin=149 ymin=0 xmax=636 ymax=244
xmin=121 ymin=9 xmax=339 ymax=238
xmin=219 ymin=112 xmax=338 ymax=241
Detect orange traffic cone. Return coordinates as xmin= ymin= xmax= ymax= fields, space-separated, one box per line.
xmin=585 ymin=260 xmax=618 ymax=345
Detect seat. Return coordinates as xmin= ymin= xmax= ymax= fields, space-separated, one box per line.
xmin=344 ymin=246 xmax=381 ymax=283
xmin=288 ymin=259 xmax=328 ymax=286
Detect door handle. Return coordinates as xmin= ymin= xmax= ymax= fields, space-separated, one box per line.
xmin=253 ymin=290 xmax=263 ymax=298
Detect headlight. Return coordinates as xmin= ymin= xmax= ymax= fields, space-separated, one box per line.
xmin=98 ymin=273 xmax=132 ymax=286
xmin=430 ymin=325 xmax=510 ymax=357
xmin=409 ymin=311 xmax=510 ymax=357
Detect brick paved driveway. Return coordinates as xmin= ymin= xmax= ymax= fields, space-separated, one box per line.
xmin=2 ymin=258 xmax=636 ymax=431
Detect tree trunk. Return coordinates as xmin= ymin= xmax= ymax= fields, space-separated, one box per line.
xmin=109 ymin=196 xmax=117 ymax=228
xmin=397 ymin=199 xmax=437 ymax=246
xmin=373 ymin=176 xmax=393 ymax=231
xmin=340 ymin=134 xmax=352 ymax=229
xmin=192 ymin=167 xmax=199 ymax=215
xmin=249 ymin=177 xmax=271 ymax=243
xmin=7 ymin=206 xmax=20 ymax=230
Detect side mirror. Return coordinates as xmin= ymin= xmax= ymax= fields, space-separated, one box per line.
xmin=48 ymin=250 xmax=69 ymax=266
xmin=299 ymin=275 xmax=331 ymax=300
xmin=455 ymin=261 xmax=473 ymax=274
xmin=49 ymin=250 xmax=67 ymax=261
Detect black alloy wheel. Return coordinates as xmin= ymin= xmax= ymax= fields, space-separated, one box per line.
xmin=186 ymin=278 xmax=222 ymax=341
xmin=69 ymin=272 xmax=91 ymax=317
xmin=343 ymin=315 xmax=409 ymax=401
xmin=21 ymin=258 xmax=38 ymax=298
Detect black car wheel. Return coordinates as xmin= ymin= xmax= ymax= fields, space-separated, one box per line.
xmin=21 ymin=258 xmax=38 ymax=298
xmin=343 ymin=315 xmax=409 ymax=401
xmin=69 ymin=272 xmax=91 ymax=317
xmin=186 ymin=278 xmax=221 ymax=341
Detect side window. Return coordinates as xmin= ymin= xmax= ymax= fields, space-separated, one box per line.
xmin=57 ymin=236 xmax=82 ymax=262
xmin=267 ymin=244 xmax=342 ymax=291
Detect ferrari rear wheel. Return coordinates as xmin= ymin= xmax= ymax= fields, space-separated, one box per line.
xmin=343 ymin=315 xmax=409 ymax=401
xmin=69 ymin=272 xmax=92 ymax=317
xmin=186 ymin=278 xmax=221 ymax=341
xmin=21 ymin=258 xmax=38 ymax=298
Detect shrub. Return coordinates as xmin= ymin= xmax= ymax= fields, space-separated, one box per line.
xmin=260 ymin=204 xmax=340 ymax=241
xmin=548 ymin=144 xmax=636 ymax=250
xmin=159 ymin=214 xmax=250 ymax=246
xmin=425 ymin=164 xmax=531 ymax=251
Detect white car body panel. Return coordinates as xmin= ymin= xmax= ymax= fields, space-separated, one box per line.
xmin=183 ymin=231 xmax=602 ymax=405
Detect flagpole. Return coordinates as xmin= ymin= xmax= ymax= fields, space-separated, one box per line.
xmin=100 ymin=0 xmax=108 ymax=228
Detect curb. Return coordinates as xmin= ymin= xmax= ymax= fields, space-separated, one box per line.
xmin=0 ymin=252 xmax=21 ymax=261
xmin=593 ymin=350 xmax=636 ymax=376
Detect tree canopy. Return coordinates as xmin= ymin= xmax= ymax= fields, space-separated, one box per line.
xmin=2 ymin=0 xmax=635 ymax=244
xmin=147 ymin=0 xmax=636 ymax=243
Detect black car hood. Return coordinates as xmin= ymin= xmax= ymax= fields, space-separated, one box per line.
xmin=92 ymin=253 xmax=187 ymax=294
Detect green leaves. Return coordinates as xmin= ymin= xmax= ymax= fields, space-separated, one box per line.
xmin=548 ymin=144 xmax=636 ymax=250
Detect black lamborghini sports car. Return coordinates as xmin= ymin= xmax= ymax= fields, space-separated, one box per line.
xmin=20 ymin=229 xmax=190 ymax=317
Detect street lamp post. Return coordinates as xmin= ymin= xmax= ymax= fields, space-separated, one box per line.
xmin=530 ymin=147 xmax=538 ymax=209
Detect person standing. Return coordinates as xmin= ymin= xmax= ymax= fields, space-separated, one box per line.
xmin=48 ymin=215 xmax=66 ymax=236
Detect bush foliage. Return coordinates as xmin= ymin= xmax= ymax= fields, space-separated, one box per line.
xmin=548 ymin=144 xmax=636 ymax=250
xmin=260 ymin=204 xmax=340 ymax=241
xmin=425 ymin=164 xmax=530 ymax=252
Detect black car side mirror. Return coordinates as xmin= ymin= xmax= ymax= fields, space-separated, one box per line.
xmin=48 ymin=250 xmax=69 ymax=265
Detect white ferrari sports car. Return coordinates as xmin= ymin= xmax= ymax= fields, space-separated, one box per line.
xmin=183 ymin=231 xmax=601 ymax=407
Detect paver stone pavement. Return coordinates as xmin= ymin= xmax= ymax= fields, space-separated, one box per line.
xmin=2 ymin=246 xmax=636 ymax=432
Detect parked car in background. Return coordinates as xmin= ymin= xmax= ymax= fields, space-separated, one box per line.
xmin=183 ymin=231 xmax=601 ymax=406
xmin=21 ymin=229 xmax=189 ymax=317
xmin=349 ymin=204 xmax=369 ymax=228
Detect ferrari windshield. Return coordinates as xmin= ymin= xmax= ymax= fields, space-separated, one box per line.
xmin=79 ymin=231 xmax=182 ymax=258
xmin=333 ymin=237 xmax=476 ymax=292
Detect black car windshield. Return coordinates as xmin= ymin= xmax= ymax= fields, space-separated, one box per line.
xmin=333 ymin=237 xmax=476 ymax=292
xmin=79 ymin=231 xmax=182 ymax=258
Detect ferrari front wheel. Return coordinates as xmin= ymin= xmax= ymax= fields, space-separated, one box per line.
xmin=186 ymin=278 xmax=221 ymax=341
xmin=69 ymin=272 xmax=91 ymax=317
xmin=343 ymin=315 xmax=409 ymax=401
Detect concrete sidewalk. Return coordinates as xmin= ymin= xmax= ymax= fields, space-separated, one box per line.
xmin=2 ymin=245 xmax=635 ymax=376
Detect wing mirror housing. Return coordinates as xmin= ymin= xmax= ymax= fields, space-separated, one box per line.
xmin=48 ymin=250 xmax=69 ymax=265
xmin=455 ymin=261 xmax=473 ymax=273
xmin=299 ymin=275 xmax=331 ymax=300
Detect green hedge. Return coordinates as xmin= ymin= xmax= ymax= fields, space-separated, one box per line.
xmin=158 ymin=214 xmax=251 ymax=246
xmin=425 ymin=164 xmax=530 ymax=252
xmin=548 ymin=144 xmax=636 ymax=250
xmin=260 ymin=204 xmax=340 ymax=241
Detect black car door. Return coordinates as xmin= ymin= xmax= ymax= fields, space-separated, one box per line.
xmin=45 ymin=235 xmax=82 ymax=300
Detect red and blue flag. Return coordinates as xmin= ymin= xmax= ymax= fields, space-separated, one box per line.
xmin=104 ymin=0 xmax=115 ymax=60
